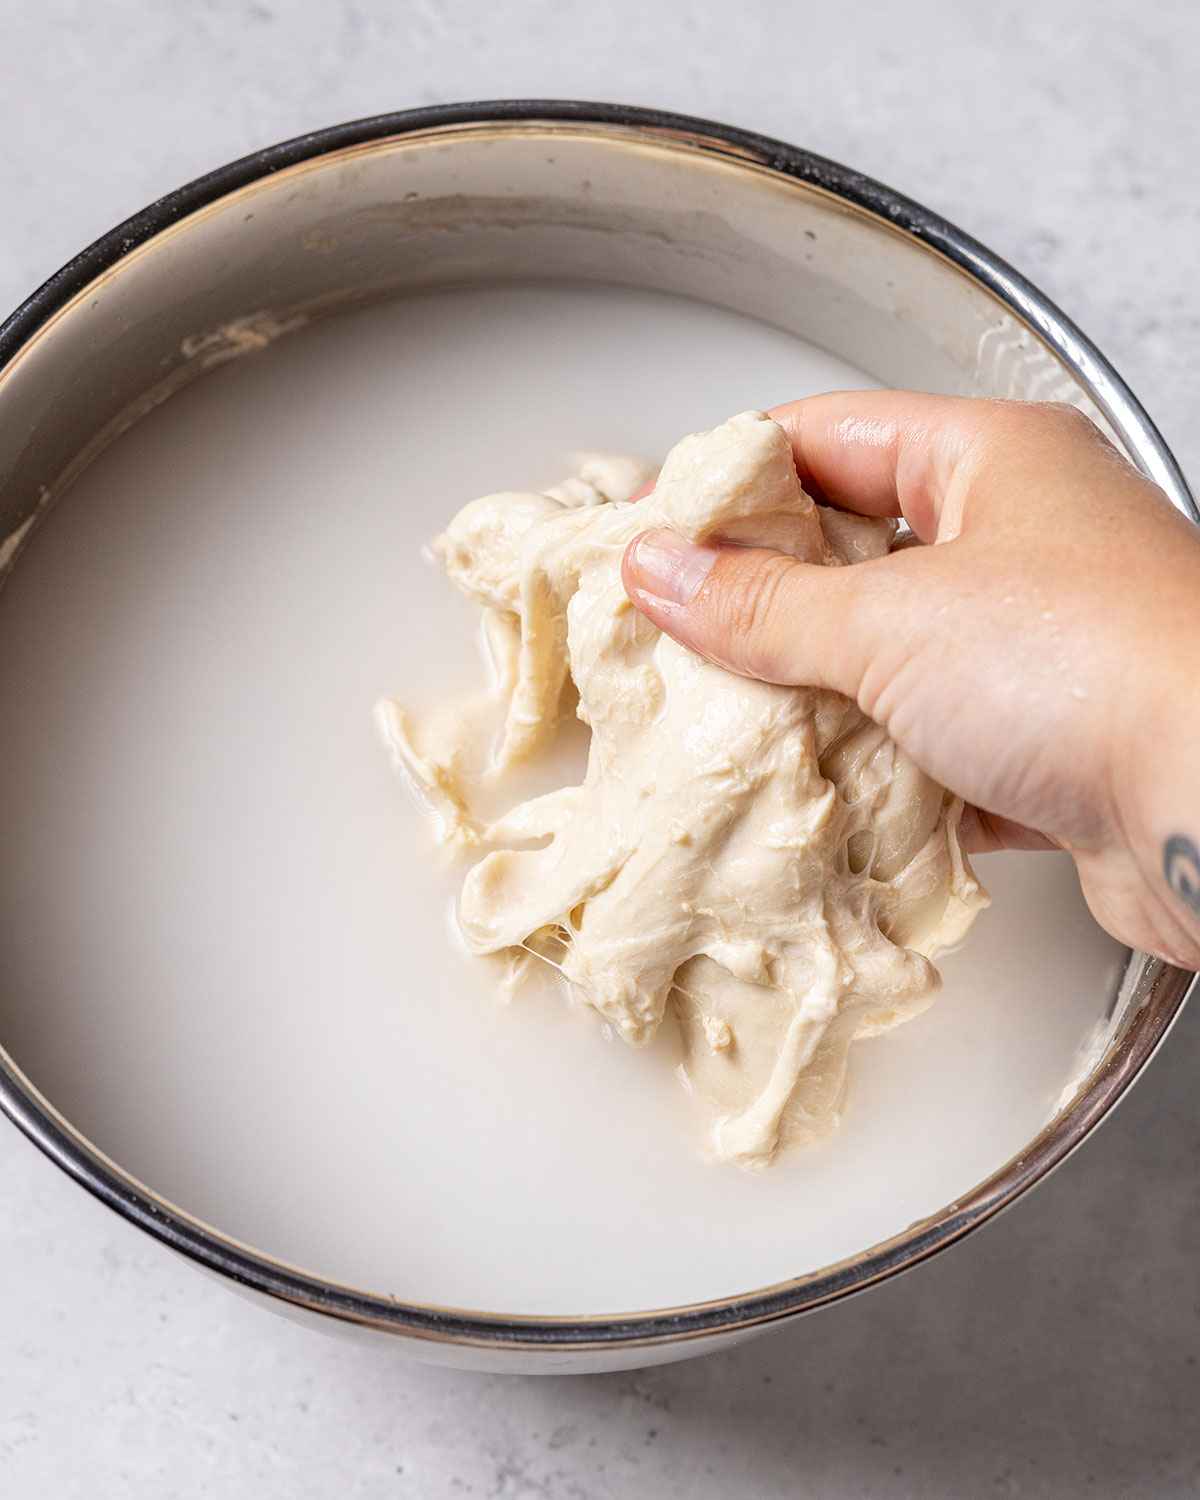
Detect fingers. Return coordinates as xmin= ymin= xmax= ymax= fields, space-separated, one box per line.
xmin=766 ymin=391 xmax=1134 ymax=543
xmin=622 ymin=527 xmax=881 ymax=695
xmin=766 ymin=390 xmax=986 ymax=541
xmin=629 ymin=394 xmax=1137 ymax=545
xmin=619 ymin=395 xmax=1137 ymax=698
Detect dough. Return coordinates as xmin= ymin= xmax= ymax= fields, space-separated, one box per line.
xmin=379 ymin=413 xmax=987 ymax=1167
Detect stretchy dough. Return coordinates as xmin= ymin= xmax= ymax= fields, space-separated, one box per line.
xmin=379 ymin=413 xmax=987 ymax=1166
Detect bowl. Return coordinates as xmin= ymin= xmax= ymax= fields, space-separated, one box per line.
xmin=0 ymin=101 xmax=1194 ymax=1374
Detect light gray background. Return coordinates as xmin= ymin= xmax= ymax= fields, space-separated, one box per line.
xmin=2 ymin=2 xmax=1198 ymax=1495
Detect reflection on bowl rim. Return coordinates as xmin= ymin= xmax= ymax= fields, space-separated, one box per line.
xmin=0 ymin=100 xmax=1195 ymax=1356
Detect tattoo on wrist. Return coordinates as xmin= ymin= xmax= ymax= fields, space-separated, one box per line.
xmin=1163 ymin=834 xmax=1200 ymax=915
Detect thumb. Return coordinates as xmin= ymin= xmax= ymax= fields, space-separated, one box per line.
xmin=621 ymin=526 xmax=883 ymax=699
xmin=621 ymin=527 xmax=1055 ymax=859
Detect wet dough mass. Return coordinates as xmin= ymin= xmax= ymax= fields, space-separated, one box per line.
xmin=380 ymin=413 xmax=986 ymax=1166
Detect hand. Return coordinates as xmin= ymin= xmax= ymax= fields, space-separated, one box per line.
xmin=621 ymin=393 xmax=1200 ymax=968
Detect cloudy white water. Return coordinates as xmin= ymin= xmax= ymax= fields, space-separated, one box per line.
xmin=0 ymin=283 xmax=1125 ymax=1313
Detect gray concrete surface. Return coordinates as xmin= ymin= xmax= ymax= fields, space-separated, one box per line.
xmin=2 ymin=1 xmax=1199 ymax=1494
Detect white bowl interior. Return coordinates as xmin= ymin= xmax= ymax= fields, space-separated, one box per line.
xmin=0 ymin=125 xmax=1137 ymax=1318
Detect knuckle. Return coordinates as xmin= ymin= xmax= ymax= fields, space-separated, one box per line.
xmin=1032 ymin=402 xmax=1132 ymax=473
xmin=964 ymin=399 xmax=1117 ymax=485
xmin=978 ymin=397 xmax=1097 ymax=442
xmin=1041 ymin=400 xmax=1103 ymax=440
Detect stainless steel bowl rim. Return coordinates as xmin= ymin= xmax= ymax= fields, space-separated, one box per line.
xmin=0 ymin=99 xmax=1194 ymax=1353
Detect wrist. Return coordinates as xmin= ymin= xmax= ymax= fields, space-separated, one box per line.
xmin=1110 ymin=651 xmax=1200 ymax=964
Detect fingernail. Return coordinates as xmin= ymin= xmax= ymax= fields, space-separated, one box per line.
xmin=627 ymin=528 xmax=718 ymax=606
